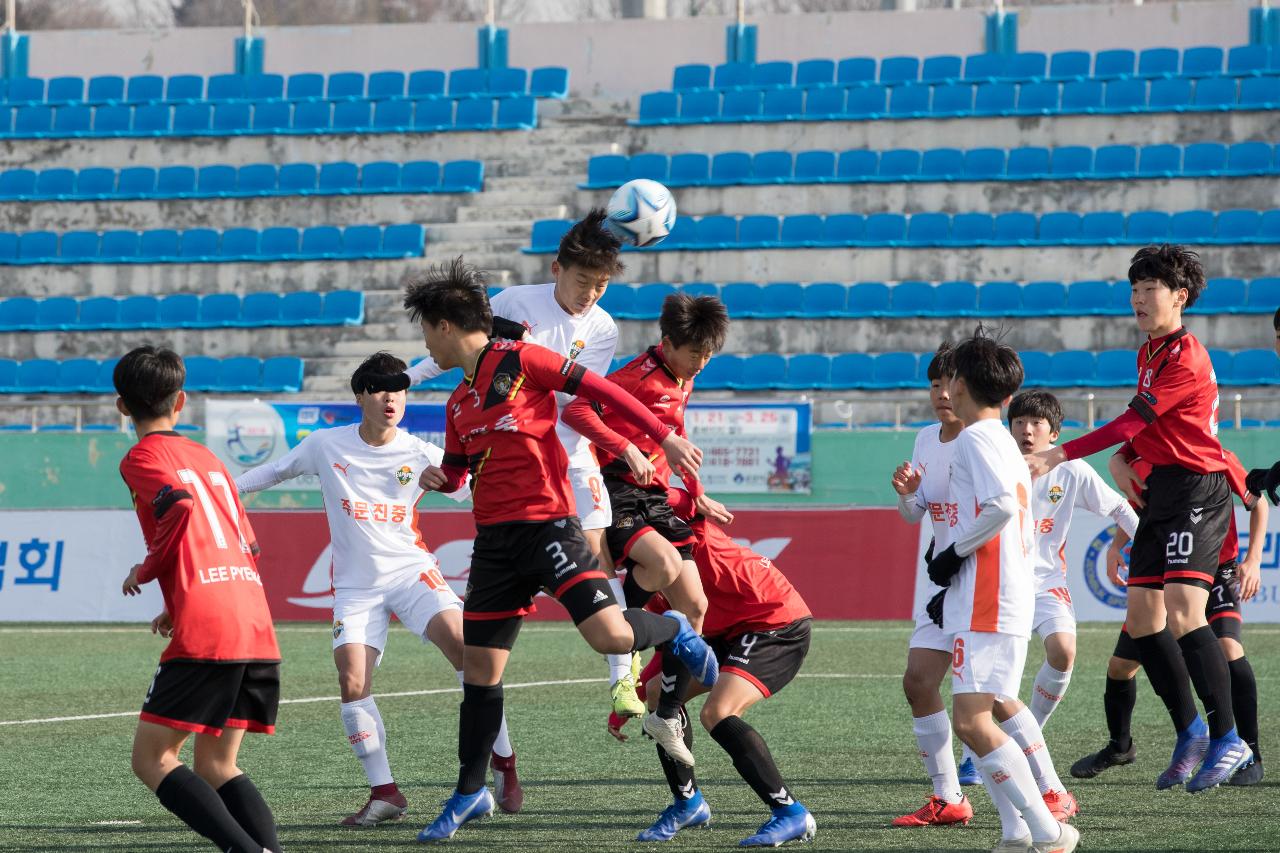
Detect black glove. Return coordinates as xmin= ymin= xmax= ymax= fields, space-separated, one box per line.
xmin=926 ymin=589 xmax=946 ymax=629
xmin=490 ymin=315 xmax=527 ymax=341
xmin=927 ymin=543 xmax=964 ymax=588
xmin=924 ymin=537 xmax=935 ymax=565
xmin=1246 ymin=460 xmax=1280 ymax=506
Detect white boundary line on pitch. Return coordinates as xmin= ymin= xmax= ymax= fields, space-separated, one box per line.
xmin=0 ymin=674 xmax=888 ymax=728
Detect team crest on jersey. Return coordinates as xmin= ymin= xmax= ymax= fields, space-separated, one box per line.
xmin=569 ymin=339 xmax=585 ymax=360
xmin=1048 ymin=485 xmax=1064 ymax=504
xmin=395 ymin=465 xmax=413 ymax=485
xmin=493 ymin=373 xmax=513 ymax=396
xmin=333 ymin=619 xmax=344 ymax=639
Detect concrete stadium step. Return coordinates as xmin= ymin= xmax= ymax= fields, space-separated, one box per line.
xmin=455 ymin=203 xmax=569 ymax=224
xmin=426 ymin=221 xmax=531 ymax=243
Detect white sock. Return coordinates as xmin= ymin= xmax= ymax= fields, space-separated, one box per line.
xmin=457 ymin=670 xmax=514 ymax=758
xmin=340 ymin=696 xmax=393 ymax=787
xmin=912 ymin=711 xmax=962 ymax=804
xmin=978 ymin=760 xmax=1030 ymax=841
xmin=605 ymin=578 xmax=632 ymax=684
xmin=1030 ymin=661 xmax=1073 ymax=727
xmin=979 ymin=739 xmax=1062 ymax=843
xmin=1001 ymin=706 xmax=1065 ymax=795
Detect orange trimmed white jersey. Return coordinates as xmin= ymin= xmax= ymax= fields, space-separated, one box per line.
xmin=943 ymin=418 xmax=1035 ymax=638
xmin=1030 ymin=455 xmax=1136 ymax=594
xmin=236 ymin=424 xmax=468 ymax=590
xmin=908 ymin=422 xmax=960 ymax=617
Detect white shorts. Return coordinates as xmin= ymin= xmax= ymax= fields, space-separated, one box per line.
xmin=332 ymin=568 xmax=462 ymax=657
xmin=909 ymin=610 xmax=953 ymax=653
xmin=1033 ymin=586 xmax=1078 ymax=640
xmin=950 ymin=631 xmax=1028 ymax=701
xmin=570 ymin=465 xmax=612 ymax=531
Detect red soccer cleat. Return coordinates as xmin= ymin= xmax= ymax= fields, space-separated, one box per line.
xmin=891 ymin=795 xmax=973 ymax=827
xmin=1043 ymin=789 xmax=1079 ymax=822
xmin=340 ymin=788 xmax=408 ymax=826
xmin=491 ymin=751 xmax=523 ymax=814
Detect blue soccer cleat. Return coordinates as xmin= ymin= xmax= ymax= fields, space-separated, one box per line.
xmin=740 ymin=805 xmax=816 ymax=847
xmin=1156 ymin=717 xmax=1209 ymax=790
xmin=1187 ymin=730 xmax=1253 ymax=793
xmin=636 ymin=791 xmax=712 ymax=842
xmin=416 ymin=787 xmax=494 ymax=842
xmin=957 ymin=756 xmax=982 ymax=786
xmin=663 ymin=610 xmax=719 ymax=687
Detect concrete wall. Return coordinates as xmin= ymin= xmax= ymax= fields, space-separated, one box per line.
xmin=20 ymin=0 xmax=1257 ymax=99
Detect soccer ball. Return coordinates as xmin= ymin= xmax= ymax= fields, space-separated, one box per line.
xmin=604 ymin=178 xmax=677 ymax=248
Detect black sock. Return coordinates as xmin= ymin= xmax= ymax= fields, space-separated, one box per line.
xmin=1177 ymin=626 xmax=1235 ymax=739
xmin=1104 ymin=676 xmax=1138 ymax=752
xmin=154 ymin=765 xmax=263 ymax=853
xmin=622 ymin=569 xmax=655 ymax=609
xmin=217 ymin=774 xmax=279 ymax=853
xmin=457 ymin=682 xmax=504 ymax=794
xmin=709 ymin=715 xmax=796 ymax=812
xmin=657 ymin=652 xmax=692 ymax=719
xmin=1134 ymin=628 xmax=1198 ymax=733
xmin=624 ymin=609 xmax=678 ymax=652
xmin=657 ymin=705 xmax=698 ymax=801
xmin=1228 ymin=656 xmax=1260 ymax=759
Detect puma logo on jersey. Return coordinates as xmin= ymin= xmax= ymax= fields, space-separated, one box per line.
xmin=332 ymin=462 xmax=351 ymax=477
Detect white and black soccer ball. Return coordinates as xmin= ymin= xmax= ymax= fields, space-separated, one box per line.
xmin=604 ymin=178 xmax=677 ymax=248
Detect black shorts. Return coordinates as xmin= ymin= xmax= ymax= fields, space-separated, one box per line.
xmin=140 ymin=660 xmax=279 ymax=736
xmin=1113 ymin=559 xmax=1243 ymax=660
xmin=605 ymin=477 xmax=696 ymax=567
xmin=464 ymin=516 xmax=615 ymax=649
xmin=1127 ymin=466 xmax=1231 ymax=590
xmin=710 ymin=618 xmax=811 ymax=698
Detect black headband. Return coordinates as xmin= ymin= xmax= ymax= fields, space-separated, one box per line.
xmin=357 ymin=371 xmax=411 ymax=394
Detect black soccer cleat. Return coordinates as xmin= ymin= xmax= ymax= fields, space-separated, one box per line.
xmin=1070 ymin=740 xmax=1136 ymax=779
xmin=1228 ymin=759 xmax=1264 ymax=787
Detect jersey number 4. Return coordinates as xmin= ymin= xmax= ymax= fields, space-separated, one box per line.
xmin=178 ymin=468 xmax=250 ymax=554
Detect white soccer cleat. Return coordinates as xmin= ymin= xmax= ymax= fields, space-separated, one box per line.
xmin=991 ymin=836 xmax=1032 ymax=853
xmin=644 ymin=711 xmax=695 ymax=767
xmin=341 ymin=793 xmax=409 ymax=826
xmin=1031 ymin=822 xmax=1080 ymax=853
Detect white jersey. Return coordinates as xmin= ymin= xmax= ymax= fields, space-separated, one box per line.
xmin=943 ymin=418 xmax=1036 ymax=638
xmin=909 ymin=423 xmax=960 ymax=617
xmin=235 ymin=424 xmax=469 ymax=591
xmin=1031 ymin=454 xmax=1138 ymax=593
xmin=404 ymin=283 xmax=618 ymax=470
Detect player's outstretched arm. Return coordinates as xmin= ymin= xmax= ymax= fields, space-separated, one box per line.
xmin=235 ymin=433 xmax=318 ymax=495
xmin=562 ymin=397 xmax=657 ymax=486
xmin=421 ymin=418 xmax=468 ymax=494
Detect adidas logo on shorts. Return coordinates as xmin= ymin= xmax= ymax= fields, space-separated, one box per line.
xmin=592 ymin=589 xmax=608 ymax=605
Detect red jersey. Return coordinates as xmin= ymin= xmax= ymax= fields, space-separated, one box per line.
xmin=1128 ymin=328 xmax=1229 ymax=473
xmin=120 ymin=432 xmax=279 ymax=663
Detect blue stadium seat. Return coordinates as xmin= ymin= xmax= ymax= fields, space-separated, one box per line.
xmin=1015 ymin=350 xmax=1050 ymax=386
xmin=836 ymin=149 xmax=877 ymax=181
xmin=761 ymin=88 xmax=803 ymax=120
xmin=721 ymin=282 xmax=765 ymax=315
xmin=5 ymin=76 xmax=44 ymax=105
xmin=1061 ymin=80 xmax=1103 ymax=112
xmin=79 ymin=296 xmax=119 ymax=329
xmin=637 ymin=91 xmax=678 ymax=124
xmin=1095 ymin=350 xmax=1134 ymax=386
xmin=1227 ymin=44 xmax=1270 ymax=76
xmin=529 ymin=219 xmax=571 ymax=252
xmin=0 ymin=297 xmax=37 ymax=331
xmin=100 ymin=230 xmax=139 ymax=261
xmin=0 ymin=169 xmax=36 ymax=199
xmin=262 ymin=356 xmax=305 ymax=392
xmin=281 ymin=291 xmax=324 ymax=325
xmin=172 ymin=102 xmax=212 ymax=134
xmin=837 ymin=57 xmax=876 ymax=85
xmin=206 ymin=74 xmax=246 ymax=101
xmin=1207 ymin=348 xmax=1234 ymax=381
xmin=651 ymin=153 xmax=700 ymax=188
xmin=292 ymin=100 xmax=331 ymax=131
xmin=829 ymin=353 xmax=874 ymax=388
xmin=796 ymin=59 xmax=835 ymax=88
xmin=1138 ymin=144 xmax=1181 ymax=176
xmin=177 ymin=356 xmax=216 ymax=391
xmin=1008 ymin=52 xmax=1047 ymax=81
xmin=780 ymin=215 xmax=823 ymax=247
xmin=1258 ymin=209 xmax=1280 ymax=242
xmin=1094 ymin=49 xmax=1136 ymax=79
xmin=197 ymin=164 xmax=237 ymax=196
xmin=46 ymin=76 xmax=84 ymax=103
xmin=964 ymin=52 xmax=1006 ymax=82
xmin=1050 ymin=146 xmax=1093 ymax=178
xmin=1015 ymin=81 xmax=1059 ymax=115
xmin=56 ymin=231 xmax=97 ymax=263
xmin=17 ymin=231 xmax=58 ymax=263
xmin=880 ymin=56 xmax=919 ymax=85
xmin=1225 ymin=141 xmax=1273 ymax=174
xmin=820 ymin=214 xmax=865 ymax=246
xmin=713 ymin=62 xmax=752 ymax=90
xmin=18 ymin=359 xmax=60 ymax=392
xmin=929 ymin=83 xmax=974 ymax=116
xmin=240 ymin=292 xmax=281 ymax=326
xmin=1081 ymin=211 xmax=1126 ymax=244
xmin=585 ymin=154 xmax=628 ymax=188
xmin=219 ymin=227 xmax=259 ymax=260
xmin=245 ymin=73 xmax=284 ymax=101
xmin=1170 ymin=210 xmax=1215 ymax=242
xmin=1231 ymin=349 xmax=1280 ymax=384
xmin=993 ymin=212 xmax=1036 ymax=245
xmin=804 ymin=86 xmax=845 ymax=118
xmin=91 ymin=104 xmax=130 ymax=135
xmin=871 ymin=352 xmax=919 ymax=389
xmin=679 ymin=90 xmax=719 ymax=122
xmin=1049 ymin=50 xmax=1090 ymax=80
xmin=211 ymin=101 xmax=251 ymax=133
xmin=360 ymin=161 xmax=400 ymax=192
xmin=1103 ymin=78 xmax=1146 ymax=112
xmin=413 ymin=97 xmax=453 ymax=129
xmin=1191 ymin=277 xmax=1247 ymax=314
xmin=318 ymin=161 xmax=359 ymax=194
xmin=380 ymin=224 xmax=426 ymax=257
xmin=696 ymin=354 xmax=743 ymax=390
xmin=801 ymin=282 xmax=848 ymax=317
xmin=632 ymin=283 xmax=676 ymax=320
xmin=976 ymin=281 xmax=1022 ymax=315
xmin=14 ymin=104 xmax=54 ymax=136
xmin=935 ymin=280 xmax=978 ymax=315
xmin=878 ymin=148 xmax=920 ymax=180
xmin=755 ymin=282 xmax=802 ymax=317
xmin=694 ymin=215 xmax=738 ymax=249
xmin=710 ymin=151 xmax=751 ymax=185
xmin=1182 ymin=46 xmax=1224 ymax=78
xmin=162 ymin=74 xmax=202 ymax=102
xmin=487 ymin=67 xmax=527 ymax=98
xmin=628 ymin=152 xmax=669 ymax=182
xmin=116 ymin=295 xmax=159 ymax=329
xmin=52 ymin=105 xmax=91 ymax=135
xmin=326 ymin=71 xmax=365 ymax=100
xmin=1048 ymin=350 xmax=1096 ymax=387
xmin=332 ymin=100 xmax=371 ymax=131
xmin=124 ymin=74 xmax=162 ymax=104
xmin=1127 ymin=211 xmax=1171 ymax=243
xmin=407 ymin=70 xmax=446 ymax=99
xmin=36 ymin=296 xmax=78 ymax=329
xmin=55 ymin=358 xmax=98 ymax=392
xmin=907 ymin=213 xmax=950 ymax=246
xmin=372 ymin=98 xmax=412 ymax=130
xmin=1022 ymin=281 xmax=1067 ymax=314
xmin=342 ymin=224 xmax=382 ymax=258
xmin=735 ymin=353 xmax=787 ymax=391
xmin=260 ymin=227 xmax=300 ymax=259
xmin=216 ymin=357 xmax=261 ymax=392
xmin=845 ymin=84 xmax=887 ymax=117
xmin=138 ymin=228 xmax=179 ymax=261
xmin=496 ymin=96 xmax=536 ymax=129
xmin=1093 ymin=144 xmax=1138 ymax=178
xmin=276 ymin=162 xmax=317 ymax=194
xmin=391 ymin=159 xmax=438 ymax=193
xmin=1191 ymin=76 xmax=1237 ymax=110
xmin=251 ymin=100 xmax=290 ymax=132
xmin=1149 ymin=78 xmax=1192 ymax=111
xmin=322 ymin=286 xmax=363 ymax=324
xmin=597 ymin=285 xmax=636 ymax=318
xmin=235 ymin=163 xmax=276 ymax=196
xmin=794 ymin=150 xmax=835 ymax=182
xmin=865 ymin=212 xmax=907 ymax=245
xmin=301 ymin=226 xmax=342 ymax=258
xmin=1007 ymin=146 xmax=1050 ymax=178
xmin=920 ymin=147 xmax=963 ymax=179
xmin=441 ymin=160 xmax=483 ymax=192
xmin=35 ymin=168 xmax=75 ymax=198
xmin=530 ymin=67 xmax=570 ymax=98
xmin=751 ymin=61 xmax=793 ymax=89
xmin=921 ymin=55 xmax=962 ymax=83
xmin=179 ymin=228 xmax=219 ymax=260
xmin=198 ymin=293 xmax=240 ymax=327
xmin=781 ymin=354 xmax=832 ymax=390
xmin=156 ymin=165 xmax=197 ymax=198
xmin=751 ymin=150 xmax=792 ymax=183
xmin=951 ymin=213 xmax=994 ymax=244
xmin=1066 ymin=280 xmax=1112 ymax=313
xmin=1247 ymin=276 xmax=1280 ymax=311
xmin=455 ymin=98 xmax=495 ymax=129
xmin=889 ymin=281 xmax=934 ymax=315
xmin=890 ymin=83 xmax=931 ymax=117
xmin=1239 ymin=76 xmax=1280 ymax=108
xmin=1136 ymin=46 xmax=1178 ymax=78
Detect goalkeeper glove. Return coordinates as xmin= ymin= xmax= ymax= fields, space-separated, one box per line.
xmin=926 ymin=589 xmax=946 ymax=629
xmin=1246 ymin=460 xmax=1280 ymax=506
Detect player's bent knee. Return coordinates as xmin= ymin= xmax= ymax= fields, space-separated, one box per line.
xmin=1107 ymin=656 xmax=1139 ymax=680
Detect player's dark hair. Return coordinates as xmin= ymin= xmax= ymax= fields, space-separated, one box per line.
xmin=926 ymin=341 xmax=955 ymax=381
xmin=556 ymin=208 xmax=624 ymax=275
xmin=113 ymin=345 xmax=185 ymax=421
xmin=350 ymin=351 xmax=408 ymax=395
xmin=952 ymin=325 xmax=1024 ymax=408
xmin=660 ymin=293 xmax=729 ymax=353
xmin=1008 ymin=389 xmax=1064 ymax=434
xmin=403 ymin=256 xmax=492 ymax=333
xmin=1273 ymin=305 xmax=1279 ymax=330
xmin=1128 ymin=244 xmax=1206 ymax=307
